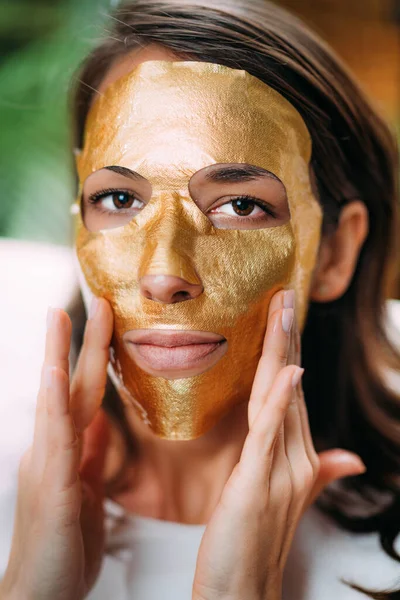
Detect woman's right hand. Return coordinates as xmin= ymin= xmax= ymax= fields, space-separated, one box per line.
xmin=1 ymin=298 xmax=114 ymax=600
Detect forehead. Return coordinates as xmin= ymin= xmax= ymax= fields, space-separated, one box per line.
xmin=77 ymin=60 xmax=312 ymax=185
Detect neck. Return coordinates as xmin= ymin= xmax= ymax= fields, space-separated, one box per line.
xmin=107 ymin=399 xmax=249 ymax=524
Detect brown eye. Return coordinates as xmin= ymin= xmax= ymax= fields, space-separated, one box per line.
xmin=111 ymin=192 xmax=135 ymax=209
xmin=231 ymin=198 xmax=255 ymax=216
xmin=209 ymin=196 xmax=272 ymax=219
xmin=88 ymin=190 xmax=144 ymax=212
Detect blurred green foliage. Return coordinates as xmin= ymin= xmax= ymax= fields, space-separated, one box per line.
xmin=0 ymin=0 xmax=113 ymax=245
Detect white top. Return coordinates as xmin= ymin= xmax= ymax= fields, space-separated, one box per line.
xmin=84 ymin=497 xmax=400 ymax=600
xmin=1 ymin=238 xmax=400 ymax=600
xmin=87 ymin=499 xmax=206 ymax=600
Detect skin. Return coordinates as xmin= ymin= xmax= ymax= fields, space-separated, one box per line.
xmin=82 ymin=164 xmax=289 ymax=234
xmin=1 ymin=45 xmax=370 ymax=600
xmin=82 ymin=162 xmax=291 ymax=383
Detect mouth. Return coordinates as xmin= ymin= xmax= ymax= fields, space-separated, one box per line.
xmin=123 ymin=329 xmax=228 ymax=378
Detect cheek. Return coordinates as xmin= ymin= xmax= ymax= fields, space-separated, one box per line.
xmin=194 ymin=226 xmax=296 ymax=316
xmin=75 ymin=225 xmax=142 ymax=299
xmin=75 ymin=222 xmax=296 ymax=331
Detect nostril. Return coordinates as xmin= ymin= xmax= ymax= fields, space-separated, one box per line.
xmin=139 ymin=275 xmax=203 ymax=304
xmin=171 ymin=290 xmax=191 ymax=303
xmin=143 ymin=288 xmax=153 ymax=301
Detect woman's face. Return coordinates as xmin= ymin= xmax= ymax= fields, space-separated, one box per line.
xmin=74 ymin=49 xmax=322 ymax=439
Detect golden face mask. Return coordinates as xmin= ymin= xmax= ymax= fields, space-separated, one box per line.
xmin=74 ymin=61 xmax=322 ymax=440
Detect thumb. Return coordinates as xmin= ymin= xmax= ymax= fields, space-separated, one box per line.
xmin=307 ymin=449 xmax=366 ymax=507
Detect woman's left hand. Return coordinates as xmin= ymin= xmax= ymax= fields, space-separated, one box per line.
xmin=192 ymin=289 xmax=366 ymax=600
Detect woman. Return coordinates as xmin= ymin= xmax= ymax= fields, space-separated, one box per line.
xmin=1 ymin=1 xmax=400 ymax=599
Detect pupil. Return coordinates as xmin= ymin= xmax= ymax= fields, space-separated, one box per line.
xmin=232 ymin=199 xmax=254 ymax=216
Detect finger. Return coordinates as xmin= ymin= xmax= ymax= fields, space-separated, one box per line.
xmin=43 ymin=308 xmax=71 ymax=375
xmin=283 ymin=381 xmax=310 ymax=495
xmin=287 ymin=303 xmax=296 ymax=367
xmin=281 ymin=371 xmax=317 ymax=539
xmin=70 ymin=297 xmax=113 ymax=435
xmin=294 ymin=303 xmax=302 ymax=366
xmin=307 ymin=449 xmax=366 ymax=507
xmin=270 ymin=365 xmax=309 ymax=567
xmin=31 ymin=309 xmax=72 ymax=482
xmin=296 ymin=382 xmax=319 ymax=472
xmin=284 ymin=311 xmax=305 ymax=465
xmin=286 ymin=295 xmax=301 ymax=369
xmin=42 ymin=367 xmax=81 ymax=500
xmin=265 ymin=288 xmax=287 ymax=331
xmin=248 ymin=289 xmax=295 ymax=426
xmin=269 ymin=422 xmax=292 ymax=509
xmin=241 ymin=365 xmax=303 ymax=484
xmin=288 ymin=310 xmax=319 ymax=476
xmin=268 ymin=422 xmax=293 ymax=545
xmin=79 ymin=407 xmax=111 ymax=494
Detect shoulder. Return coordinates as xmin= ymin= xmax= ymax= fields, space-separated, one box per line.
xmin=284 ymin=505 xmax=400 ymax=599
xmin=282 ymin=300 xmax=400 ymax=598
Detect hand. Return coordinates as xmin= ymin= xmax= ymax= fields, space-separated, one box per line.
xmin=192 ymin=289 xmax=366 ymax=600
xmin=1 ymin=299 xmax=113 ymax=600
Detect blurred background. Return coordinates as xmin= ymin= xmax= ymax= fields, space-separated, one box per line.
xmin=0 ymin=0 xmax=399 ymax=246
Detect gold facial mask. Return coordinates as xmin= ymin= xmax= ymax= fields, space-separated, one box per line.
xmin=75 ymin=61 xmax=322 ymax=440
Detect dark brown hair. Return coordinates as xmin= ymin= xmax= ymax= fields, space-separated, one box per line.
xmin=69 ymin=1 xmax=400 ymax=596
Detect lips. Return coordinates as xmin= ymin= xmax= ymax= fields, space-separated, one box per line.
xmin=123 ymin=329 xmax=227 ymax=377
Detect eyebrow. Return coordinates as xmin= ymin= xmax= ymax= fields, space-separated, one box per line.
xmin=205 ymin=165 xmax=278 ymax=183
xmin=104 ymin=165 xmax=147 ymax=181
xmin=103 ymin=164 xmax=278 ymax=184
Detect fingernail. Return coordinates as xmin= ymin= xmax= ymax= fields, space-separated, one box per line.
xmin=46 ymin=307 xmax=55 ymax=330
xmin=45 ymin=365 xmax=56 ymax=389
xmin=292 ymin=367 xmax=304 ymax=388
xmin=282 ymin=308 xmax=294 ymax=333
xmin=283 ymin=290 xmax=295 ymax=309
xmin=89 ymin=297 xmax=100 ymax=320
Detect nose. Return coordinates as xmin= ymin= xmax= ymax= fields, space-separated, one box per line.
xmin=139 ymin=274 xmax=203 ymax=304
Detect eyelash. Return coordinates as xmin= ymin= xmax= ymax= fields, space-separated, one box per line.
xmin=221 ymin=195 xmax=277 ymax=219
xmin=87 ymin=188 xmax=138 ymax=205
xmin=87 ymin=189 xmax=277 ymax=219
